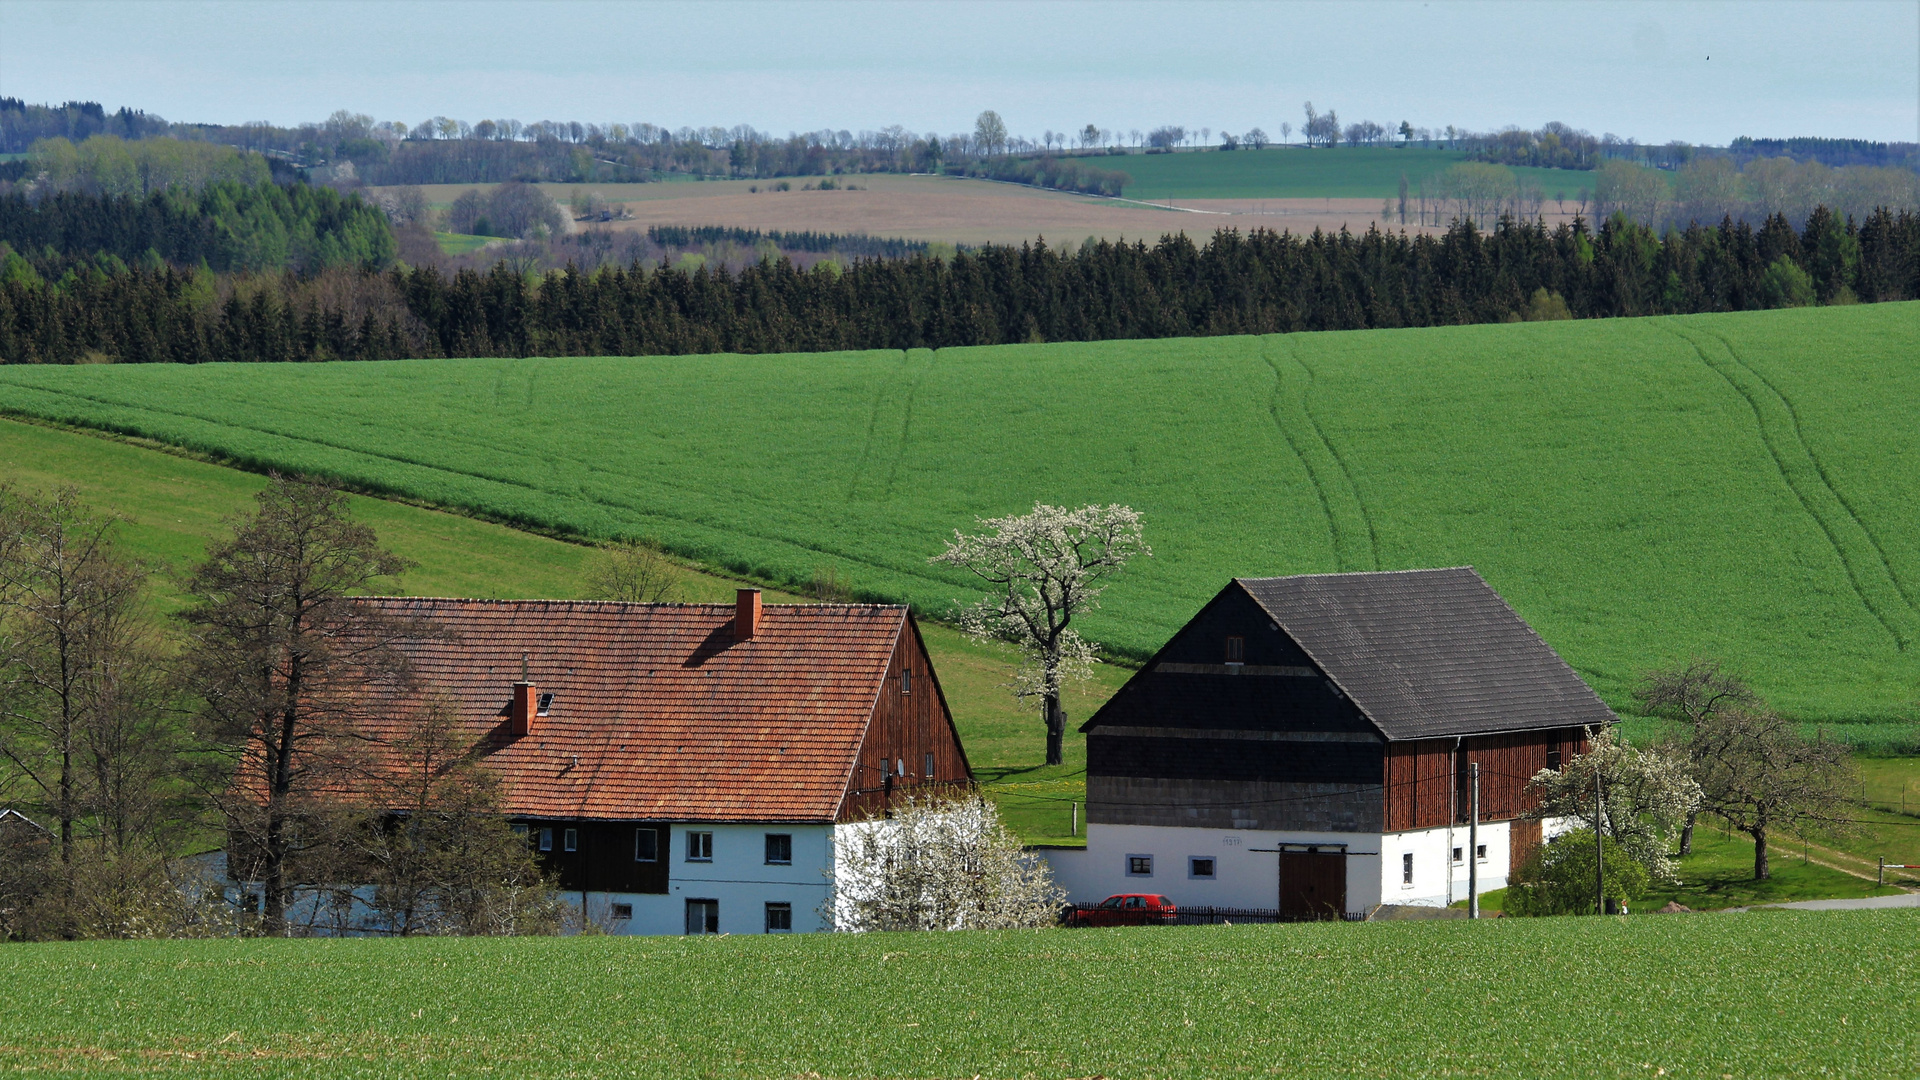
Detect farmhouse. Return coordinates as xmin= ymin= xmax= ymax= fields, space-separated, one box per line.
xmin=240 ymin=589 xmax=969 ymax=936
xmin=1044 ymin=568 xmax=1611 ymax=917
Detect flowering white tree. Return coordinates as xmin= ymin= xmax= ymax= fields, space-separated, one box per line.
xmin=1525 ymin=726 xmax=1701 ymax=883
xmin=829 ymin=795 xmax=1064 ymax=932
xmin=930 ymin=503 xmax=1148 ymax=765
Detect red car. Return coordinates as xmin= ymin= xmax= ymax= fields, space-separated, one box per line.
xmin=1066 ymin=893 xmax=1178 ymax=927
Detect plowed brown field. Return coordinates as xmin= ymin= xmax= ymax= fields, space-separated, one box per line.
xmin=387 ymin=175 xmax=1584 ymax=247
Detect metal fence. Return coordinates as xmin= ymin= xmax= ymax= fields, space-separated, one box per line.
xmin=1174 ymin=906 xmax=1367 ymax=925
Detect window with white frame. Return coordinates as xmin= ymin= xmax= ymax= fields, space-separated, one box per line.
xmin=1402 ymin=852 xmax=1414 ymax=886
xmin=634 ymin=828 xmax=659 ymax=862
xmin=1452 ymin=846 xmax=1463 ymax=864
xmin=1126 ymin=854 xmax=1154 ymax=877
xmin=1476 ymin=844 xmax=1488 ymax=861
xmin=538 ymin=827 xmax=553 ymax=852
xmin=563 ymin=828 xmax=578 ymax=852
xmin=611 ymin=903 xmax=633 ymax=920
xmin=685 ymin=831 xmax=713 ymax=861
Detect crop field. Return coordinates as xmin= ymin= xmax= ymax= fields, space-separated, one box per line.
xmin=1113 ymin=145 xmax=1591 ymax=201
xmin=2 ymin=911 xmax=1916 ymax=1077
xmin=1 ymin=304 xmax=1915 ymax=728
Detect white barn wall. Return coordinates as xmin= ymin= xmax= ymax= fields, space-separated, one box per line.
xmin=1048 ymin=820 xmax=1530 ymax=914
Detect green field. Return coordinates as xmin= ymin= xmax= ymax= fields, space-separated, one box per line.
xmin=431 ymin=231 xmax=500 ymax=255
xmin=0 ymin=418 xmax=1120 ymax=840
xmin=1114 ymin=146 xmax=1594 ymax=200
xmin=1 ymin=305 xmax=1915 ymax=730
xmin=2 ymin=912 xmax=1915 ymax=1077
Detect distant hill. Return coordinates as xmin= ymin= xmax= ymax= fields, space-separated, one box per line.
xmin=0 ymin=304 xmax=1914 ymax=730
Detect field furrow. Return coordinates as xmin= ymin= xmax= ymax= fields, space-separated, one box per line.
xmin=1260 ymin=337 xmax=1376 ymax=571
xmin=1669 ymin=322 xmax=1917 ymax=651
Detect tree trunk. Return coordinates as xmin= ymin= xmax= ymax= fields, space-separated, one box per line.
xmin=1043 ymin=694 xmax=1066 ymax=767
xmin=264 ymin=809 xmax=288 ymax=934
xmin=1679 ymin=810 xmax=1696 ymax=856
xmin=1752 ymin=826 xmax=1769 ymax=881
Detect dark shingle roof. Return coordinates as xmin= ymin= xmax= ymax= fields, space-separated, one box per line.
xmin=1236 ymin=568 xmax=1616 ymax=740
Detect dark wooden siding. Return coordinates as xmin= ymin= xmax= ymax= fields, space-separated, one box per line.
xmin=838 ymin=618 xmax=972 ymax=822
xmin=1383 ymin=727 xmax=1590 ymax=831
xmin=525 ymin=820 xmax=671 ymax=894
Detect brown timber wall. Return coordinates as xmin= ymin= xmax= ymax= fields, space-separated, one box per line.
xmin=838 ymin=619 xmax=972 ymax=821
xmin=1385 ymin=727 xmax=1591 ymax=831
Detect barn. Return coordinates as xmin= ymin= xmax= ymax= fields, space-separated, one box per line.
xmin=231 ymin=589 xmax=970 ymax=936
xmin=1044 ymin=568 xmax=1612 ymax=917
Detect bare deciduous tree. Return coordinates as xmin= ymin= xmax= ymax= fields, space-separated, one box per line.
xmin=583 ymin=539 xmax=680 ymax=604
xmin=1638 ymin=658 xmax=1758 ymax=853
xmin=346 ymin=698 xmax=562 ymax=936
xmin=1689 ymin=707 xmax=1855 ymax=880
xmin=931 ymin=503 xmax=1147 ymax=765
xmin=829 ymin=794 xmax=1064 ymax=932
xmin=973 ymin=111 xmax=1007 ymax=157
xmin=0 ymin=487 xmax=171 ymax=865
xmin=182 ymin=476 xmax=423 ymax=935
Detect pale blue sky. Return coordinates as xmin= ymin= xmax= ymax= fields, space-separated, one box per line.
xmin=3 ymin=1 xmax=1916 ymax=145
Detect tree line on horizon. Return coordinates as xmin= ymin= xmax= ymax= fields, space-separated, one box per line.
xmin=0 ymin=208 xmax=1912 ymax=366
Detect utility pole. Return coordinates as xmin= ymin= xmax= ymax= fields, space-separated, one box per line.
xmin=1594 ymin=761 xmax=1605 ymax=915
xmin=1468 ymin=762 xmax=1480 ymax=919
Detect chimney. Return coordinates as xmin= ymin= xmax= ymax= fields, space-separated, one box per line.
xmin=735 ymin=588 xmax=762 ymax=640
xmin=509 ymin=652 xmax=536 ymax=736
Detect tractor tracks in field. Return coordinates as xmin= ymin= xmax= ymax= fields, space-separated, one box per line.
xmin=1667 ymin=322 xmax=1917 ymax=650
xmin=1260 ymin=337 xmax=1379 ymax=572
xmin=847 ymin=348 xmax=936 ymax=505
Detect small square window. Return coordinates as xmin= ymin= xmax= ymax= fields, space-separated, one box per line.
xmin=635 ymin=828 xmax=659 ymax=862
xmin=1127 ymin=855 xmax=1154 ymax=877
xmin=536 ymin=692 xmax=555 ymax=716
xmin=686 ymin=831 xmax=713 ymax=862
xmin=1189 ymin=857 xmax=1216 ymax=879
xmin=1225 ymin=635 xmax=1245 ymax=662
xmin=563 ymin=828 xmax=578 ymax=852
xmin=611 ymin=903 xmax=633 ymax=920
xmin=1451 ymin=846 xmax=1463 ymax=864
xmin=1402 ymin=852 xmax=1414 ymax=885
xmin=924 ymin=752 xmax=935 ymax=781
xmin=765 ymin=833 xmax=792 ymax=865
xmin=538 ymin=827 xmax=553 ymax=852
xmin=765 ymin=902 xmax=792 ymax=933
xmin=1476 ymin=844 xmax=1488 ymax=861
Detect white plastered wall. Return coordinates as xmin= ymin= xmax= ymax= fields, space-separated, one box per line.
xmin=1046 ymin=819 xmax=1529 ymax=914
xmin=590 ymin=822 xmax=834 ymax=936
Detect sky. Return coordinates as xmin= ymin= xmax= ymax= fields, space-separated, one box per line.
xmin=2 ymin=0 xmax=1916 ymax=146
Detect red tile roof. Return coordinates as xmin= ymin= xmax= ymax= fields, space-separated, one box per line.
xmin=351 ymin=598 xmax=909 ymax=823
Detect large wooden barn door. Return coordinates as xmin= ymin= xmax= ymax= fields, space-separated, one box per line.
xmin=1278 ymin=852 xmax=1346 ymax=918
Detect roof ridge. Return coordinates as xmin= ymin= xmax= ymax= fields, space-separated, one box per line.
xmin=1235 ymin=566 xmax=1475 ymax=583
xmin=354 ymin=596 xmax=908 ymax=610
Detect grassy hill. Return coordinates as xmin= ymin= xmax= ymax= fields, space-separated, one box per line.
xmin=2 ymin=911 xmax=1915 ymax=1076
xmin=0 ymin=418 xmax=1119 ymax=844
xmin=1114 ymin=145 xmax=1593 ymax=200
xmin=0 ymin=304 xmax=1915 ymax=737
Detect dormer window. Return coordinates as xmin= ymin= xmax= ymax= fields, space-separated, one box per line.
xmin=1225 ymin=636 xmax=1245 ymax=662
xmin=536 ymin=692 xmax=555 ymax=716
